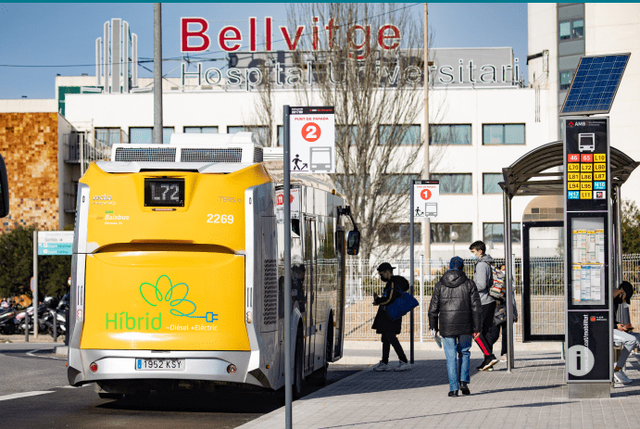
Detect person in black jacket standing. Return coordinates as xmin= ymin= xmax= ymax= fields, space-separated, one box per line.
xmin=371 ymin=262 xmax=411 ymax=372
xmin=429 ymin=256 xmax=482 ymax=397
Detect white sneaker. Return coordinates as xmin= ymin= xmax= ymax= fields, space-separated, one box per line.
xmin=372 ymin=361 xmax=392 ymax=372
xmin=614 ymin=370 xmax=632 ymax=385
xmin=395 ymin=361 xmax=412 ymax=372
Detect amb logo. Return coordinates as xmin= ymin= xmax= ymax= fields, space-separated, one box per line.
xmin=105 ymin=275 xmax=219 ymax=331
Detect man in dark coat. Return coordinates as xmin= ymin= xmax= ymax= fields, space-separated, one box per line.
xmin=371 ymin=262 xmax=411 ymax=372
xmin=429 ymin=256 xmax=482 ymax=397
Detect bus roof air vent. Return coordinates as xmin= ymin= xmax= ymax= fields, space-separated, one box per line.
xmin=111 ymin=132 xmax=263 ymax=164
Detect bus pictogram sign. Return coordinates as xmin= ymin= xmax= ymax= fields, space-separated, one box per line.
xmin=289 ymin=107 xmax=335 ymax=174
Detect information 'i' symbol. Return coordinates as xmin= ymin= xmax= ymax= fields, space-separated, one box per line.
xmin=302 ymin=122 xmax=321 ymax=142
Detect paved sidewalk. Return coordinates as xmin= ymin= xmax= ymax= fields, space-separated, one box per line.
xmin=239 ymin=348 xmax=640 ymax=429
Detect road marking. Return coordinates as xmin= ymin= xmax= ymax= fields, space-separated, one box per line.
xmin=0 ymin=391 xmax=53 ymax=402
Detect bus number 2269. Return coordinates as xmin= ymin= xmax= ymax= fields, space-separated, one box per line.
xmin=207 ymin=214 xmax=234 ymax=224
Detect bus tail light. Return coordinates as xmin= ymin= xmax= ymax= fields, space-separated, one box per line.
xmin=246 ymin=311 xmax=253 ymax=324
xmin=90 ymin=362 xmax=98 ymax=373
xmin=227 ymin=364 xmax=237 ymax=374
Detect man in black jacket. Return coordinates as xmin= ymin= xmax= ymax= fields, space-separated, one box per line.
xmin=371 ymin=262 xmax=411 ymax=372
xmin=429 ymin=256 xmax=482 ymax=397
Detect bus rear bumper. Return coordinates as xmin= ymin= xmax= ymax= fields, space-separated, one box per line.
xmin=68 ymin=347 xmax=270 ymax=391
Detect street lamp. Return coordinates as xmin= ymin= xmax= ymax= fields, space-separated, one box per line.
xmin=450 ymin=231 xmax=459 ymax=258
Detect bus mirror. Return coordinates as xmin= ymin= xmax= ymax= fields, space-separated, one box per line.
xmin=0 ymin=155 xmax=8 ymax=218
xmin=347 ymin=231 xmax=360 ymax=255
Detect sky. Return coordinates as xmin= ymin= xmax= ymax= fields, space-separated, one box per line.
xmin=0 ymin=2 xmax=528 ymax=100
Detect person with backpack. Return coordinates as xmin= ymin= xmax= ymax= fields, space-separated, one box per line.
xmin=371 ymin=262 xmax=412 ymax=372
xmin=429 ymin=256 xmax=482 ymax=397
xmin=469 ymin=240 xmax=500 ymax=371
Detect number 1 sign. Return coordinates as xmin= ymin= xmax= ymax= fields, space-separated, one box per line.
xmin=289 ymin=107 xmax=335 ymax=174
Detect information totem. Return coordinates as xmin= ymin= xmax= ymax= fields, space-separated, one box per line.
xmin=564 ymin=117 xmax=613 ymax=397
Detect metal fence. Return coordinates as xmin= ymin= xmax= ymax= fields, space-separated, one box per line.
xmin=344 ymin=255 xmax=640 ymax=342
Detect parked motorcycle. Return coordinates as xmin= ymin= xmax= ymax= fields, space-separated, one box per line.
xmin=0 ymin=305 xmax=18 ymax=335
xmin=42 ymin=295 xmax=68 ymax=338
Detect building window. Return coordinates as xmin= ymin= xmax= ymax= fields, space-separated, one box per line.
xmin=379 ymin=125 xmax=421 ymax=146
xmin=430 ymin=223 xmax=472 ymax=243
xmin=431 ymin=173 xmax=472 ymax=194
xmin=184 ymin=126 xmax=218 ymax=133
xmin=559 ymin=71 xmax=573 ymax=91
xmin=129 ymin=127 xmax=174 ymax=144
xmin=482 ymin=124 xmax=525 ymax=145
xmin=95 ymin=128 xmax=124 ymax=146
xmin=429 ymin=124 xmax=472 ymax=145
xmin=228 ymin=125 xmax=269 ymax=146
xmin=559 ymin=19 xmax=584 ymax=41
xmin=483 ymin=173 xmax=503 ymax=194
xmin=483 ymin=222 xmax=521 ymax=244
xmin=380 ymin=174 xmax=422 ymax=194
xmin=380 ymin=223 xmax=422 ymax=245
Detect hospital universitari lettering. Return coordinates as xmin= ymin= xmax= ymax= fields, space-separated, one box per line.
xmin=179 ymin=17 xmax=519 ymax=91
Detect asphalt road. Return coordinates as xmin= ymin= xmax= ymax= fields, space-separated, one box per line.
xmin=0 ymin=345 xmax=366 ymax=428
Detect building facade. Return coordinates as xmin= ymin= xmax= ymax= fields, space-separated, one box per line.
xmin=3 ymin=4 xmax=640 ymax=262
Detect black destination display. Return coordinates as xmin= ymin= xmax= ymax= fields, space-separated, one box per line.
xmin=144 ymin=178 xmax=185 ymax=207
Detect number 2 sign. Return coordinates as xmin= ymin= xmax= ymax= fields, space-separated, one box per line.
xmin=302 ymin=122 xmax=321 ymax=142
xmin=288 ymin=107 xmax=335 ymax=174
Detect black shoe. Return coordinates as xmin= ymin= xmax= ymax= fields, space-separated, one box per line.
xmin=481 ymin=355 xmax=499 ymax=371
xmin=448 ymin=390 xmax=459 ymax=397
xmin=460 ymin=382 xmax=470 ymax=395
xmin=477 ymin=357 xmax=490 ymax=371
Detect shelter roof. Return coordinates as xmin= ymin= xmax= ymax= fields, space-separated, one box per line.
xmin=500 ymin=141 xmax=639 ymax=197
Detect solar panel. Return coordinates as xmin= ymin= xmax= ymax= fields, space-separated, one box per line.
xmin=559 ymin=53 xmax=630 ymax=116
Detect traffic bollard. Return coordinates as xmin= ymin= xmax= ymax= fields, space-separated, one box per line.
xmin=25 ymin=311 xmax=29 ymax=342
xmin=52 ymin=310 xmax=57 ymax=343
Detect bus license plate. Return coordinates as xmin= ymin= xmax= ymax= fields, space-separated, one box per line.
xmin=135 ymin=358 xmax=184 ymax=371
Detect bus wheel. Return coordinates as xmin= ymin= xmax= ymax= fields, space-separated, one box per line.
xmin=293 ymin=333 xmax=304 ymax=399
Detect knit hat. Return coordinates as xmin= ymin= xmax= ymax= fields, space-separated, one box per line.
xmin=449 ymin=256 xmax=464 ymax=271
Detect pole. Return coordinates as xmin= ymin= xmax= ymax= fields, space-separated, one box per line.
xmin=419 ymin=254 xmax=424 ymax=342
xmin=33 ymin=231 xmax=38 ymax=339
xmin=503 ymin=190 xmax=514 ymax=371
xmin=283 ymin=105 xmax=293 ymax=429
xmin=409 ymin=181 xmax=415 ymax=363
xmin=153 ymin=3 xmax=163 ymax=144
xmin=614 ymin=184 xmax=623 ymax=286
xmin=423 ymin=3 xmax=431 ymax=260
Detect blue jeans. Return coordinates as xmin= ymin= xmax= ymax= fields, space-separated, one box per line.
xmin=442 ymin=335 xmax=472 ymax=391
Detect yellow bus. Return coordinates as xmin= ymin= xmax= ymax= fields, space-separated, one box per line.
xmin=66 ymin=133 xmax=358 ymax=398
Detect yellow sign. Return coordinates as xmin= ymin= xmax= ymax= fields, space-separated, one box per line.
xmin=594 ymin=154 xmax=606 ymax=162
xmin=580 ymin=173 xmax=592 ymax=181
xmin=580 ymin=191 xmax=592 ymax=199
xmin=81 ymin=251 xmax=250 ymax=351
xmin=594 ymin=172 xmax=606 ymax=180
xmin=580 ymin=182 xmax=592 ymax=190
xmin=580 ymin=163 xmax=592 ymax=172
xmin=568 ymin=172 xmax=580 ymax=181
xmin=568 ymin=182 xmax=580 ymax=190
xmin=568 ymin=163 xmax=580 ymax=172
xmin=594 ymin=163 xmax=607 ymax=172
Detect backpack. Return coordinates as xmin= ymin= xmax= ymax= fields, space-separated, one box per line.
xmin=488 ymin=263 xmax=506 ymax=301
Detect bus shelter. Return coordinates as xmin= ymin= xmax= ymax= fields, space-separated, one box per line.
xmin=498 ymin=140 xmax=639 ymax=372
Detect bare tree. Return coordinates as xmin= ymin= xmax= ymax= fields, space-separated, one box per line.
xmin=252 ymin=4 xmax=449 ymax=259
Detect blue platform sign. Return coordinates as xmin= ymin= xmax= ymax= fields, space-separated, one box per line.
xmin=38 ymin=231 xmax=74 ymax=256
